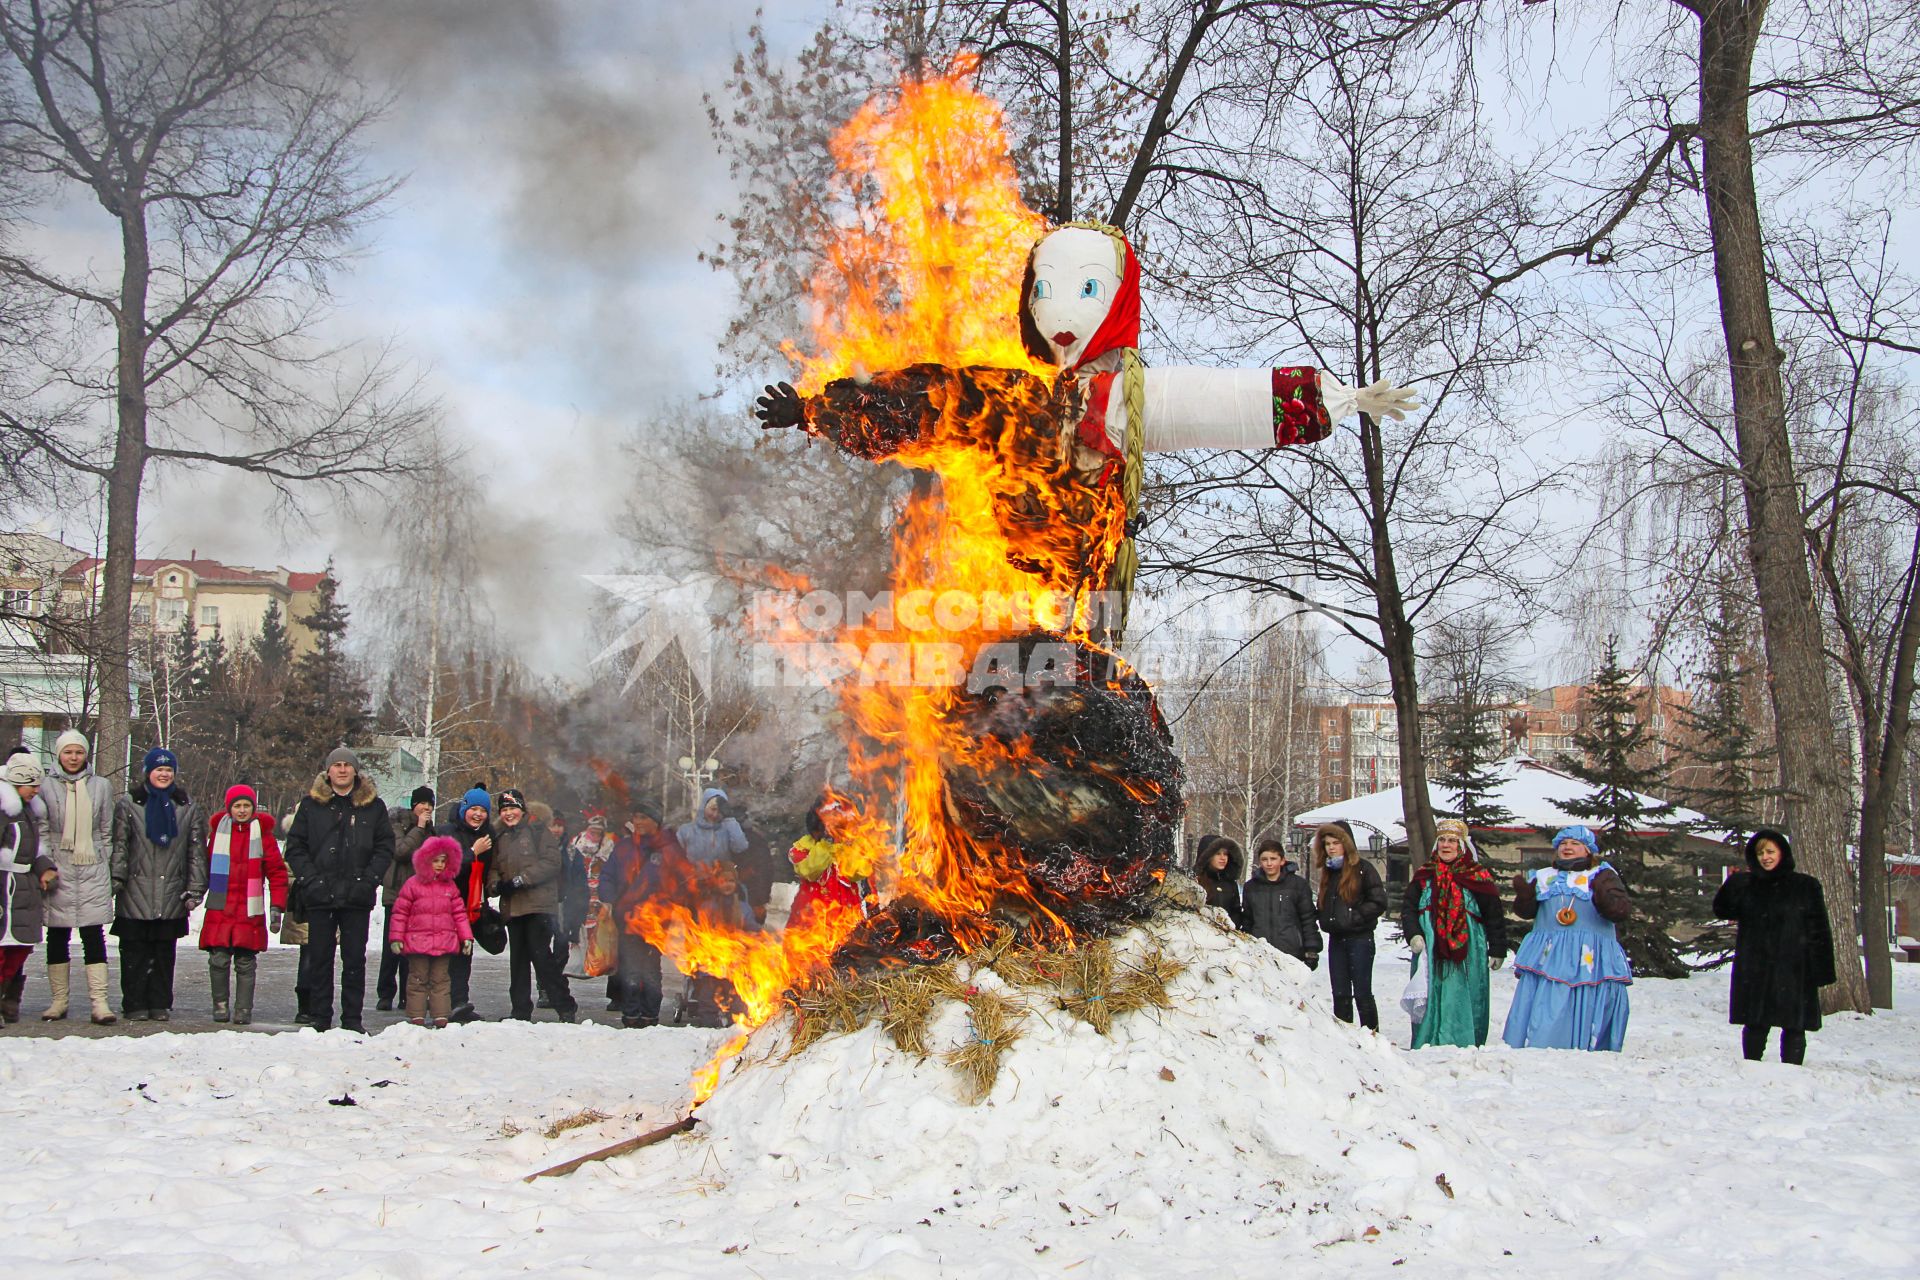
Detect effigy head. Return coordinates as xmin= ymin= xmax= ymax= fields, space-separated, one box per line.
xmin=1020 ymin=223 xmax=1141 ymax=370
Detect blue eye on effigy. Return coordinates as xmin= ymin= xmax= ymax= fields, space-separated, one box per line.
xmin=1080 ymin=278 xmax=1102 ymax=298
xmin=1033 ymin=279 xmax=1052 ymax=299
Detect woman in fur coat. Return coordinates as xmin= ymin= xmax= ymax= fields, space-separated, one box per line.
xmin=1713 ymin=829 xmax=1837 ymax=1065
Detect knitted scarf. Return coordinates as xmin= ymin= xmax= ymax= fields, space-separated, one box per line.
xmin=206 ymin=816 xmax=265 ymax=917
xmin=1420 ymin=853 xmax=1496 ymax=963
xmin=59 ymin=770 xmax=97 ymax=866
xmin=144 ymin=784 xmax=179 ymax=849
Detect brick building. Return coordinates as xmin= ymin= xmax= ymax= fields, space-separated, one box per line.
xmin=1309 ymin=683 xmax=1699 ymax=806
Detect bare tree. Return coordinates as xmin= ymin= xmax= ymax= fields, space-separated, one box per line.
xmin=1147 ymin=34 xmax=1561 ymax=855
xmin=1161 ymin=598 xmax=1325 ymax=855
xmin=358 ymin=429 xmax=492 ymax=800
xmin=0 ymin=0 xmax=431 ymax=776
xmin=1781 ymin=218 xmax=1920 ymax=1007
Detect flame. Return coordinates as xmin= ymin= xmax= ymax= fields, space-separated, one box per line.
xmin=648 ymin=58 xmax=1159 ymax=1105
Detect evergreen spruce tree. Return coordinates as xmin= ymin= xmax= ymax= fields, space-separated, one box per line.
xmin=259 ymin=566 xmax=370 ymax=803
xmin=253 ymin=598 xmax=293 ymax=677
xmin=1552 ymin=637 xmax=1693 ymax=978
xmin=1427 ymin=689 xmax=1519 ymax=840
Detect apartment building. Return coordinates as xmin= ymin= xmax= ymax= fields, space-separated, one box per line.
xmin=1311 ymin=683 xmax=1699 ymax=805
xmin=59 ymin=555 xmax=327 ymax=654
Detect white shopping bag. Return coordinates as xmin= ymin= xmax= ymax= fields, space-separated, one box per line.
xmin=1399 ymin=953 xmax=1428 ymax=1024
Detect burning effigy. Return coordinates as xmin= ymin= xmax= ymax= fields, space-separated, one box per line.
xmin=626 ymin=58 xmax=1416 ymax=1104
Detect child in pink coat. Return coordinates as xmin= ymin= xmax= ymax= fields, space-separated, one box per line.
xmin=387 ymin=835 xmax=473 ymax=1027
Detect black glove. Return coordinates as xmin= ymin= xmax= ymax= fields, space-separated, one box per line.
xmin=1305 ymin=953 xmax=1320 ymax=971
xmin=508 ymin=876 xmax=527 ymax=891
xmin=754 ymin=381 xmax=804 ymax=430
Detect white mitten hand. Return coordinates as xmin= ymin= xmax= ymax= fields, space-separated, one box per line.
xmin=1353 ymin=379 xmax=1421 ymax=422
xmin=1408 ymin=935 xmax=1426 ymax=955
xmin=1322 ymin=374 xmax=1420 ymax=423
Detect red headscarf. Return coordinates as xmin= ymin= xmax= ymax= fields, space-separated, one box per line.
xmin=1073 ymin=232 xmax=1141 ymax=370
xmin=1414 ymin=834 xmax=1497 ymax=963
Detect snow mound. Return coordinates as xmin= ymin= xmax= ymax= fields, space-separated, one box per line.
xmin=690 ymin=912 xmax=1549 ymax=1254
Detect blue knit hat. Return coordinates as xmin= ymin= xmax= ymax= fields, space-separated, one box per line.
xmin=143 ymin=746 xmax=178 ymax=776
xmin=1551 ymin=824 xmax=1599 ymax=856
xmin=461 ymin=786 xmax=492 ymax=815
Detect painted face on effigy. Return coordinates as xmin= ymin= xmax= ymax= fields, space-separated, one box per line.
xmin=1026 ymin=226 xmax=1123 ymax=368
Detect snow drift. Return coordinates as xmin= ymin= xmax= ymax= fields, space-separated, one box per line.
xmin=686 ymin=911 xmax=1549 ymax=1258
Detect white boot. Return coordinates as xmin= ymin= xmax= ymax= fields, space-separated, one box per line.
xmin=85 ymin=963 xmax=117 ymax=1026
xmin=40 ymin=962 xmax=70 ymax=1020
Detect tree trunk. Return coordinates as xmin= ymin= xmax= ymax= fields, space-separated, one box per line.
xmin=1358 ymin=414 xmax=1434 ymax=856
xmin=1855 ymin=535 xmax=1920 ymax=1008
xmin=1053 ymin=0 xmax=1072 ymax=222
xmin=96 ymin=202 xmax=153 ymax=782
xmin=1694 ymin=0 xmax=1867 ymax=1012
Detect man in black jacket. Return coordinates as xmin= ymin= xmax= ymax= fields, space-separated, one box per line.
xmin=283 ymin=747 xmax=394 ymax=1033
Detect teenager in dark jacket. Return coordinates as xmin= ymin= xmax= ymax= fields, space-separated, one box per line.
xmin=376 ymin=787 xmax=435 ymax=1011
xmin=1192 ymin=835 xmax=1245 ymax=928
xmin=1242 ymin=839 xmax=1318 ymax=968
xmin=1712 ymin=829 xmax=1837 ymax=1065
xmin=1313 ymin=821 xmax=1388 ymax=1030
xmin=281 ymin=747 xmax=393 ymax=1033
xmin=487 ymin=789 xmax=576 ymax=1022
xmin=110 ymin=747 xmax=206 ymax=1021
xmin=445 ymin=789 xmax=496 ymax=1022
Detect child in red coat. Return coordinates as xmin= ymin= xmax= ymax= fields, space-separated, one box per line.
xmin=388 ymin=835 xmax=473 ymax=1027
xmin=199 ymin=784 xmax=288 ymax=1025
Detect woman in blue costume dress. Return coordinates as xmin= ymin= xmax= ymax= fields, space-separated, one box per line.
xmin=1503 ymin=825 xmax=1633 ymax=1052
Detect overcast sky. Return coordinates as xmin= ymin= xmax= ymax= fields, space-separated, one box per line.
xmin=119 ymin=1 xmax=831 ymax=676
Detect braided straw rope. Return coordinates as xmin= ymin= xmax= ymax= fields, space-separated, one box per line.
xmin=1059 ymin=220 xmax=1146 ymax=644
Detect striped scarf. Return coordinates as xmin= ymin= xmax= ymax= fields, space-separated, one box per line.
xmin=207 ymin=816 xmax=266 ymax=917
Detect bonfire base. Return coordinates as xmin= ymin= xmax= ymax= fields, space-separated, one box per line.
xmin=789 ymin=894 xmax=1197 ymax=1103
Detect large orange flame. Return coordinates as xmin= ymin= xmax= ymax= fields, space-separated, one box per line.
xmin=653 ymin=58 xmax=1149 ymax=1105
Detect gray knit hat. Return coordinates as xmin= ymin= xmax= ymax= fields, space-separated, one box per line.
xmin=2 ymin=755 xmax=45 ymax=787
xmin=326 ymin=746 xmax=361 ymax=770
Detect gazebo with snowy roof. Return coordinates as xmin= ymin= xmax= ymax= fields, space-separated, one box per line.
xmin=1290 ymin=755 xmax=1734 ymax=881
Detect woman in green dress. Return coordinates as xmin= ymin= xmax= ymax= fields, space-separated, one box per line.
xmin=1399 ymin=818 xmax=1508 ymax=1048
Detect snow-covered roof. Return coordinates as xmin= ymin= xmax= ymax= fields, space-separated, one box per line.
xmin=1293 ymin=754 xmax=1728 ymax=846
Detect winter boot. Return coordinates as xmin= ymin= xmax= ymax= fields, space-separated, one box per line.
xmin=40 ymin=962 xmax=70 ymax=1020
xmin=85 ymin=963 xmax=117 ymax=1026
xmin=210 ymin=953 xmax=231 ymax=1023
xmin=2 ymin=973 xmax=24 ymax=1022
xmin=232 ymin=961 xmax=255 ymax=1026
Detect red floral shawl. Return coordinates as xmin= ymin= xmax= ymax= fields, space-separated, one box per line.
xmin=1414 ymin=851 xmax=1497 ymax=963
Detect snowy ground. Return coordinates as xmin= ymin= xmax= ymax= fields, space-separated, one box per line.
xmin=2 ymin=926 xmax=1916 ymax=1278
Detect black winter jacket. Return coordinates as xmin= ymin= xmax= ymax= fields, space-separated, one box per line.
xmin=1243 ymin=868 xmax=1318 ymax=960
xmin=1712 ymin=830 xmax=1837 ymax=1032
xmin=1195 ymin=840 xmax=1246 ymax=927
xmin=1317 ymin=857 xmax=1388 ymax=939
xmin=282 ymin=773 xmax=394 ymax=912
